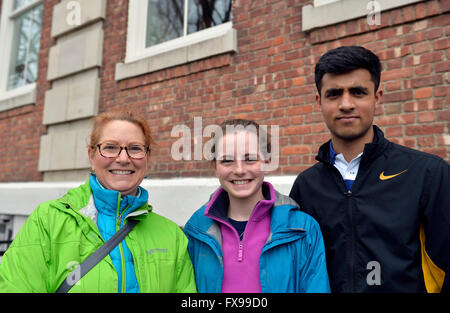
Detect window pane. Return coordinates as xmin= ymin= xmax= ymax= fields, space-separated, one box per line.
xmin=187 ymin=0 xmax=232 ymax=34
xmin=13 ymin=0 xmax=37 ymax=11
xmin=146 ymin=0 xmax=185 ymax=48
xmin=7 ymin=4 xmax=43 ymax=90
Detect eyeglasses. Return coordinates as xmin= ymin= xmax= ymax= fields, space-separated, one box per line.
xmin=97 ymin=142 xmax=149 ymax=159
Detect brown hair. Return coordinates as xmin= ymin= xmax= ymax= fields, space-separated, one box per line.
xmin=210 ymin=119 xmax=271 ymax=161
xmin=88 ymin=109 xmax=153 ymax=156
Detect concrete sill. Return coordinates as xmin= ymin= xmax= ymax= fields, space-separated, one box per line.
xmin=302 ymin=0 xmax=425 ymax=31
xmin=0 ymin=84 xmax=36 ymax=113
xmin=115 ymin=28 xmax=237 ymax=81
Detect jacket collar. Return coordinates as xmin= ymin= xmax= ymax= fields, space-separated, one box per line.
xmin=316 ymin=125 xmax=389 ymax=165
xmin=88 ymin=173 xmax=149 ymax=217
xmin=204 ymin=182 xmax=275 ymax=223
xmin=185 ymin=185 xmax=307 ymax=254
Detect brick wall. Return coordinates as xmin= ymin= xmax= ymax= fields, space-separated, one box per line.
xmin=0 ymin=0 xmax=448 ymax=182
xmin=101 ymin=0 xmax=449 ymax=179
xmin=307 ymin=0 xmax=450 ymax=159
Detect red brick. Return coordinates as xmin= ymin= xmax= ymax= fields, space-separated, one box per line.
xmin=404 ymin=32 xmax=424 ymax=45
xmin=411 ymin=75 xmax=443 ymax=88
xmin=385 ymin=81 xmax=402 ymax=91
xmin=346 ymin=20 xmax=359 ymax=36
xmin=383 ymin=90 xmax=414 ymax=102
xmin=402 ymin=5 xmax=416 ymax=22
xmin=420 ymin=51 xmax=443 ymax=64
xmin=442 ymin=0 xmax=450 ymax=12
xmin=385 ymin=126 xmax=403 ymax=137
xmin=415 ymin=2 xmax=427 ymax=19
xmin=284 ymin=125 xmax=311 ymax=136
xmin=417 ymin=136 xmax=436 ymax=147
xmin=431 ymin=14 xmax=450 ymax=27
xmin=412 ymin=42 xmax=431 ymax=54
xmin=434 ymin=86 xmax=449 ymax=97
xmin=376 ymin=28 xmax=397 ymax=40
xmin=415 ymin=64 xmax=433 ymax=76
xmin=418 ymin=111 xmax=436 ymax=123
xmin=433 ymin=38 xmax=450 ymax=50
xmin=282 ymin=145 xmax=310 ymax=155
xmin=406 ymin=124 xmax=445 ymax=136
xmin=415 ymin=87 xmax=433 ymax=99
xmin=423 ymin=27 xmax=444 ymax=40
xmin=287 ymin=105 xmax=313 ymax=115
xmin=427 ymin=0 xmax=441 ymax=15
xmin=390 ymin=8 xmax=404 ymax=25
xmin=292 ymin=76 xmax=306 ymax=86
xmin=381 ymin=68 xmax=414 ymax=81
xmin=437 ymin=110 xmax=450 ymax=121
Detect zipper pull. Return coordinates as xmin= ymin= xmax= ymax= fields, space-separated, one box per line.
xmin=117 ymin=213 xmax=122 ymax=227
xmin=237 ymin=243 xmax=243 ymax=262
xmin=345 ymin=190 xmax=352 ymax=196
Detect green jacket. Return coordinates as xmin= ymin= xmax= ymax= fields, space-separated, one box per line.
xmin=0 ymin=181 xmax=196 ymax=293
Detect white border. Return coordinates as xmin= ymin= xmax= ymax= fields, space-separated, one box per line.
xmin=118 ymin=0 xmax=236 ymax=80
xmin=0 ymin=176 xmax=297 ymax=226
xmin=0 ymin=83 xmax=36 ymax=112
xmin=126 ymin=0 xmax=233 ymax=63
xmin=302 ymin=0 xmax=425 ymax=31
xmin=313 ymin=0 xmax=340 ymax=7
xmin=0 ymin=0 xmax=43 ymax=112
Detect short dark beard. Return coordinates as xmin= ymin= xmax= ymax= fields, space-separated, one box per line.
xmin=330 ymin=123 xmax=373 ymax=142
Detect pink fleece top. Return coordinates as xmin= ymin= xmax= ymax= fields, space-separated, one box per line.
xmin=204 ymin=182 xmax=275 ymax=293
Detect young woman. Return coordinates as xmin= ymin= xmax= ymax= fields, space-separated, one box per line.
xmin=0 ymin=110 xmax=196 ymax=293
xmin=184 ymin=119 xmax=330 ymax=293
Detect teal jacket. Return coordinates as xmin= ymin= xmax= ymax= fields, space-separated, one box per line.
xmin=0 ymin=180 xmax=196 ymax=293
xmin=89 ymin=174 xmax=145 ymax=293
xmin=184 ymin=189 xmax=330 ymax=293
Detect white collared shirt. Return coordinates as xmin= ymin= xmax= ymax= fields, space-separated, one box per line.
xmin=333 ymin=152 xmax=363 ymax=190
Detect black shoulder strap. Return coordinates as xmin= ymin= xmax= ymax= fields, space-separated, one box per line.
xmin=55 ymin=219 xmax=139 ymax=293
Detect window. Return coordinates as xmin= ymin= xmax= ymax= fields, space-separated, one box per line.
xmin=313 ymin=0 xmax=339 ymax=6
xmin=118 ymin=0 xmax=236 ymax=79
xmin=0 ymin=0 xmax=43 ymax=110
xmin=145 ymin=0 xmax=232 ymax=48
xmin=0 ymin=0 xmax=43 ymax=90
xmin=302 ymin=0 xmax=424 ymax=31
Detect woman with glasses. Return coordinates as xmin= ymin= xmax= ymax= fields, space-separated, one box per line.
xmin=0 ymin=110 xmax=196 ymax=293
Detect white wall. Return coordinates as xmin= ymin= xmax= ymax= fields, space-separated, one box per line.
xmin=0 ymin=175 xmax=298 ymax=237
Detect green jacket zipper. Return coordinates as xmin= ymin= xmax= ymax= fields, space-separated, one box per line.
xmin=116 ymin=193 xmax=128 ymax=293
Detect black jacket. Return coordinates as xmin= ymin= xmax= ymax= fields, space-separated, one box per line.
xmin=289 ymin=126 xmax=450 ymax=293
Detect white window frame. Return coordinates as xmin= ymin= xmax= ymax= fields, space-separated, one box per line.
xmin=314 ymin=0 xmax=340 ymax=6
xmin=117 ymin=0 xmax=236 ymax=80
xmin=303 ymin=0 xmax=425 ymax=31
xmin=0 ymin=0 xmax=43 ymax=112
xmin=126 ymin=0 xmax=233 ymax=63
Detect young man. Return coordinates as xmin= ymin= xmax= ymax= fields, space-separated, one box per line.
xmin=289 ymin=46 xmax=450 ymax=293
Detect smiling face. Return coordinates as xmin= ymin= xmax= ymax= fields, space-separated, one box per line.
xmin=317 ymin=68 xmax=382 ymax=145
xmin=89 ymin=120 xmax=149 ymax=196
xmin=213 ymin=130 xmax=266 ymax=204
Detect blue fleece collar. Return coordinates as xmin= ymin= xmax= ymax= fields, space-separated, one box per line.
xmin=89 ymin=173 xmax=148 ymax=218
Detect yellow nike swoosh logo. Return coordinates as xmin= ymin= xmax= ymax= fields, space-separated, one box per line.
xmin=379 ymin=169 xmax=408 ymax=180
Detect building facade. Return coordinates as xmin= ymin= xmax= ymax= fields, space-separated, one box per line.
xmin=0 ymin=0 xmax=448 ymax=240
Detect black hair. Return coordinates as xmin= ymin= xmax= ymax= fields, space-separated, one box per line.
xmin=314 ymin=46 xmax=382 ymax=96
